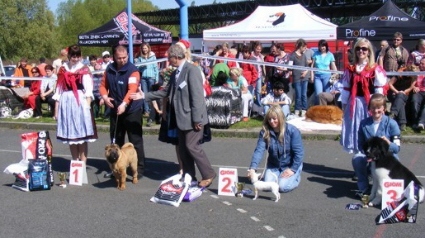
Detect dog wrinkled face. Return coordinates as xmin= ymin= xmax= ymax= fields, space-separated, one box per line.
xmin=105 ymin=144 xmax=121 ymax=164
xmin=363 ymin=137 xmax=389 ymax=162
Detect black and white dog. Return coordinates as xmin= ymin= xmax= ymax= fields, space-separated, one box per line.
xmin=363 ymin=137 xmax=424 ymax=206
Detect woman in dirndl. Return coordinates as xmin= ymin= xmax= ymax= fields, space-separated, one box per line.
xmin=53 ymin=44 xmax=97 ymax=163
xmin=340 ymin=38 xmax=387 ymax=154
xmin=339 ymin=38 xmax=387 ymax=195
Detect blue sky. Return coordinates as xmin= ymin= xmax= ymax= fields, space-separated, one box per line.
xmin=47 ymin=0 xmax=240 ymax=12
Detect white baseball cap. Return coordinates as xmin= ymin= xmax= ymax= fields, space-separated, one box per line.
xmin=102 ymin=51 xmax=110 ymax=57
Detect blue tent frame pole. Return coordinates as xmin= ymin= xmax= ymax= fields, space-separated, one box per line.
xmin=127 ymin=0 xmax=133 ymax=63
xmin=175 ymin=0 xmax=189 ymax=40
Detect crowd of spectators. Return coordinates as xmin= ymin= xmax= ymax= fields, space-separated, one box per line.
xmin=2 ymin=34 xmax=425 ymax=134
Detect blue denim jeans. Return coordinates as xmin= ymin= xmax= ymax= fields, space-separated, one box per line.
xmin=293 ymin=80 xmax=308 ymax=110
xmin=264 ymin=165 xmax=303 ymax=193
xmin=141 ymin=77 xmax=155 ymax=113
xmin=314 ymin=73 xmax=331 ymax=105
xmin=352 ymin=152 xmax=400 ymax=192
xmin=352 ymin=152 xmax=369 ymax=192
xmin=314 ymin=73 xmax=331 ymax=94
xmin=254 ymin=77 xmax=262 ymax=106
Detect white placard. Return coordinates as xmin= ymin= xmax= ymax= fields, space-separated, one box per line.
xmin=69 ymin=160 xmax=84 ymax=186
xmin=218 ymin=168 xmax=238 ymax=196
xmin=381 ymin=179 xmax=404 ymax=210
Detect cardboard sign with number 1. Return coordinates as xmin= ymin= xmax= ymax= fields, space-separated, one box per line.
xmin=218 ymin=168 xmax=238 ymax=196
xmin=69 ymin=160 xmax=85 ymax=186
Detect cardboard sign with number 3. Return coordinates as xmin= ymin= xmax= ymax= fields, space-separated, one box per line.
xmin=381 ymin=179 xmax=404 ymax=210
xmin=218 ymin=168 xmax=238 ymax=196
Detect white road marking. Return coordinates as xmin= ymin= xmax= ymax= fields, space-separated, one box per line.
xmin=210 ymin=195 xmax=219 ymax=199
xmin=251 ymin=216 xmax=260 ymax=222
xmin=236 ymin=208 xmax=247 ymax=213
xmin=222 ymin=201 xmax=232 ymax=206
xmin=264 ymin=225 xmax=274 ymax=231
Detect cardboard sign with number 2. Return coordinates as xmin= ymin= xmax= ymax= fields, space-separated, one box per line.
xmin=218 ymin=168 xmax=238 ymax=196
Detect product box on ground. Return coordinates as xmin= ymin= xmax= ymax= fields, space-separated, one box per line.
xmin=3 ymin=131 xmax=53 ymax=192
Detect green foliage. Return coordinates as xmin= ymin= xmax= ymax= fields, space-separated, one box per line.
xmin=0 ymin=0 xmax=57 ymax=63
xmin=55 ymin=0 xmax=159 ymax=57
xmin=0 ymin=0 xmax=159 ymax=63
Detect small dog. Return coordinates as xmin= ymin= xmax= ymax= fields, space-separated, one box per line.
xmin=305 ymin=105 xmax=343 ymax=125
xmin=363 ymin=137 xmax=424 ymax=206
xmin=248 ymin=169 xmax=280 ymax=202
xmin=12 ymin=108 xmax=33 ymax=120
xmin=105 ymin=143 xmax=138 ymax=191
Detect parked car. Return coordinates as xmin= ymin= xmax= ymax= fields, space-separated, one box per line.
xmin=1 ymin=65 xmax=16 ymax=87
xmin=3 ymin=65 xmax=16 ymax=76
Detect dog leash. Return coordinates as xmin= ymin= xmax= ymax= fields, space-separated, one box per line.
xmin=112 ymin=114 xmax=118 ymax=144
xmin=259 ymin=145 xmax=269 ymax=180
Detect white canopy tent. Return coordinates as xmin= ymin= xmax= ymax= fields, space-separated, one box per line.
xmin=203 ymin=4 xmax=337 ymax=43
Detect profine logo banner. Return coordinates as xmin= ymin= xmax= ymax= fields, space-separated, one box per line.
xmin=369 ymin=15 xmax=409 ymax=22
xmin=345 ymin=28 xmax=376 ymax=38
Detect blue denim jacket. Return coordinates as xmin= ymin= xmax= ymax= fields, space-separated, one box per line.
xmin=358 ymin=115 xmax=401 ymax=155
xmin=250 ymin=123 xmax=304 ymax=172
xmin=137 ymin=53 xmax=158 ymax=82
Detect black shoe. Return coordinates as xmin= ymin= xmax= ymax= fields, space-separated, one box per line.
xmin=351 ymin=172 xmax=358 ymax=181
xmin=146 ymin=119 xmax=153 ymax=127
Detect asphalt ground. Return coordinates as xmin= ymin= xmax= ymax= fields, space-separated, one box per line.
xmin=0 ymin=127 xmax=424 ymax=238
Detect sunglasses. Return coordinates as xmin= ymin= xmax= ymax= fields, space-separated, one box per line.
xmin=103 ymin=55 xmax=110 ymax=58
xmin=393 ymin=38 xmax=402 ymax=41
xmin=355 ymin=47 xmax=369 ymax=52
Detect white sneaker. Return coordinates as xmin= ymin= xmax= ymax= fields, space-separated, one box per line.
xmin=418 ymin=123 xmax=424 ymax=131
xmin=294 ymin=110 xmax=300 ymax=117
xmin=301 ymin=110 xmax=306 ymax=117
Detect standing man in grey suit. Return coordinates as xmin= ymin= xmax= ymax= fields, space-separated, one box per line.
xmin=144 ymin=44 xmax=216 ymax=187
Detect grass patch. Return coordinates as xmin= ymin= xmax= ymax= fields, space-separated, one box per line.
xmin=228 ymin=117 xmax=263 ymax=129
xmin=1 ymin=114 xmax=424 ymax=138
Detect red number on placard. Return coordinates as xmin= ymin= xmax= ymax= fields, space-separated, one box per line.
xmin=386 ymin=189 xmax=398 ymax=206
xmin=221 ymin=177 xmax=232 ymax=193
xmin=72 ymin=169 xmax=79 ymax=183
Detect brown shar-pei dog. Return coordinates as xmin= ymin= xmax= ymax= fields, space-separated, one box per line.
xmin=105 ymin=143 xmax=138 ymax=190
xmin=305 ymin=105 xmax=343 ymax=125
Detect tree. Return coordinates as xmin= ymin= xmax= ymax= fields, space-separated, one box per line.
xmin=55 ymin=0 xmax=158 ymax=57
xmin=0 ymin=0 xmax=57 ymax=63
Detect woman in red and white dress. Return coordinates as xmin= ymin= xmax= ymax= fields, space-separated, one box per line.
xmin=53 ymin=45 xmax=97 ymax=163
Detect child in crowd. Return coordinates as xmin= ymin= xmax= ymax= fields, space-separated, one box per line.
xmin=354 ymin=93 xmax=401 ymax=197
xmin=261 ymin=81 xmax=291 ymax=117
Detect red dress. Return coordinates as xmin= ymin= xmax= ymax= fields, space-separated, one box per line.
xmin=23 ymin=80 xmax=41 ymax=110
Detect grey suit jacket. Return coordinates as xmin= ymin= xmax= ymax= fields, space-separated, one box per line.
xmin=146 ymin=61 xmax=208 ymax=130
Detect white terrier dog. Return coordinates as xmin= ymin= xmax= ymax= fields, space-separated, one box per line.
xmin=248 ymin=169 xmax=280 ymax=202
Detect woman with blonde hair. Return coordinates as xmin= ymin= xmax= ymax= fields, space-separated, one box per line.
xmin=339 ymin=38 xmax=387 ymax=195
xmin=137 ymin=42 xmax=158 ymax=116
xmin=227 ymin=67 xmax=253 ymax=121
xmin=248 ymin=105 xmax=304 ymax=193
xmin=340 ymin=37 xmax=387 ymax=153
